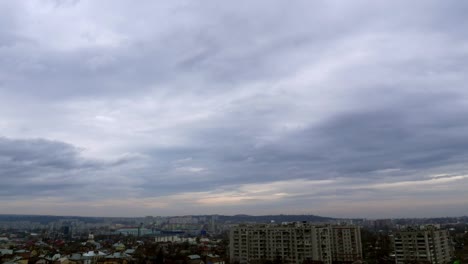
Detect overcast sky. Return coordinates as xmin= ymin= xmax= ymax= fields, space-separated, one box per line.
xmin=1 ymin=0 xmax=468 ymax=218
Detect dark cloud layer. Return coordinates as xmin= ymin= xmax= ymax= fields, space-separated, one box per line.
xmin=0 ymin=137 xmax=132 ymax=198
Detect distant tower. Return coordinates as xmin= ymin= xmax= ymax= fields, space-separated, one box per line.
xmin=138 ymin=222 xmax=143 ymax=237
xmin=211 ymin=215 xmax=216 ymax=233
xmin=62 ymin=225 xmax=70 ymax=237
xmin=87 ymin=233 xmax=95 ymax=242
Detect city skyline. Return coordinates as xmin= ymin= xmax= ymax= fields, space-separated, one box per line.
xmin=1 ymin=0 xmax=468 ymax=218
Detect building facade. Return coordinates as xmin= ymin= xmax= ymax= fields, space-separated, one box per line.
xmin=330 ymin=225 xmax=362 ymax=263
xmin=229 ymin=222 xmax=362 ymax=264
xmin=393 ymin=225 xmax=452 ymax=264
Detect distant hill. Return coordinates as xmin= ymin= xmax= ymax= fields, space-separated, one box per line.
xmin=0 ymin=214 xmax=104 ymax=224
xmin=2 ymin=214 xmax=467 ymax=226
xmin=0 ymin=213 xmax=333 ymax=224
xmin=216 ymin=214 xmax=334 ymax=223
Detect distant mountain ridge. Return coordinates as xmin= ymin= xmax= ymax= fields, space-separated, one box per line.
xmin=0 ymin=214 xmax=333 ymax=224
xmin=216 ymin=214 xmax=333 ymax=223
xmin=0 ymin=214 xmax=104 ymax=224
xmin=1 ymin=214 xmax=467 ymax=225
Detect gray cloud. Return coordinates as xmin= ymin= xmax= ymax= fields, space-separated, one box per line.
xmin=0 ymin=137 xmax=136 ymax=199
xmin=1 ymin=0 xmax=468 ymax=217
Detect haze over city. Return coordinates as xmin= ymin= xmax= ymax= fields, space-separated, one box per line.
xmin=1 ymin=0 xmax=468 ymax=218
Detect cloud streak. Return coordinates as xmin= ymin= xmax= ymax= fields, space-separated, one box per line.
xmin=1 ymin=0 xmax=468 ymax=217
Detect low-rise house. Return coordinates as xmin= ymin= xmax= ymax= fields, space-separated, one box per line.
xmin=206 ymin=254 xmax=225 ymax=264
xmin=97 ymin=252 xmax=131 ymax=264
xmin=187 ymin=254 xmax=204 ymax=264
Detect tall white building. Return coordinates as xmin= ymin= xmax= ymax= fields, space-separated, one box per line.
xmin=229 ymin=222 xmax=362 ymax=264
xmin=393 ymin=225 xmax=452 ymax=264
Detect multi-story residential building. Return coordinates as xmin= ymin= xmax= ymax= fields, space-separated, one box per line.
xmin=330 ymin=225 xmax=362 ymax=263
xmin=229 ymin=222 xmax=362 ymax=264
xmin=393 ymin=225 xmax=452 ymax=264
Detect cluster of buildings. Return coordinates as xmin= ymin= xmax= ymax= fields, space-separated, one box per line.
xmin=393 ymin=225 xmax=453 ymax=264
xmin=0 ymin=244 xmax=134 ymax=263
xmin=0 ymin=232 xmax=227 ymax=264
xmin=0 ymin=215 xmax=225 ymax=240
xmin=229 ymin=222 xmax=362 ymax=264
xmin=1 ymin=214 xmax=464 ymax=264
xmin=230 ymin=222 xmax=457 ymax=264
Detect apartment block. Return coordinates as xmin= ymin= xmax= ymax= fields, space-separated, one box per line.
xmin=393 ymin=225 xmax=452 ymax=264
xmin=229 ymin=222 xmax=362 ymax=264
xmin=330 ymin=225 xmax=362 ymax=263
